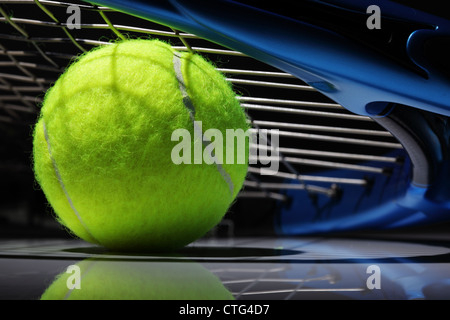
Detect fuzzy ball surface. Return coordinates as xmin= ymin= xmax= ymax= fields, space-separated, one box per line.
xmin=33 ymin=39 xmax=249 ymax=251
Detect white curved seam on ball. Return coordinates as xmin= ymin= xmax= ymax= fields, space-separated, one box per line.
xmin=42 ymin=121 xmax=99 ymax=243
xmin=172 ymin=51 xmax=235 ymax=196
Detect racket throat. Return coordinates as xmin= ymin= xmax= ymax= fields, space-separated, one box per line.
xmin=373 ymin=104 xmax=449 ymax=187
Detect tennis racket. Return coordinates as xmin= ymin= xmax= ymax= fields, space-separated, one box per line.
xmin=1 ymin=0 xmax=449 ymax=237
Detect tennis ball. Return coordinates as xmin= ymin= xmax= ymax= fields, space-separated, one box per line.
xmin=41 ymin=259 xmax=234 ymax=300
xmin=32 ymin=39 xmax=249 ymax=252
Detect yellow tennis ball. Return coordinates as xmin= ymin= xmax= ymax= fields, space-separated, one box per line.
xmin=32 ymin=39 xmax=249 ymax=252
xmin=40 ymin=259 xmax=234 ymax=300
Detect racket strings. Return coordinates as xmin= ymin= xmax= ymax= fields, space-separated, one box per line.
xmin=0 ymin=0 xmax=405 ymax=202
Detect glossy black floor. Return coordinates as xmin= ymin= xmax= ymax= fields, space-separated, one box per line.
xmin=1 ymin=223 xmax=450 ymax=300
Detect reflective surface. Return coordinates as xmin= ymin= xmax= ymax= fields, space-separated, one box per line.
xmin=1 ymin=234 xmax=450 ymax=300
